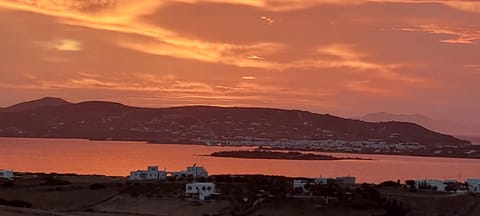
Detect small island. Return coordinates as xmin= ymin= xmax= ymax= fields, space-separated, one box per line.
xmin=210 ymin=150 xmax=371 ymax=161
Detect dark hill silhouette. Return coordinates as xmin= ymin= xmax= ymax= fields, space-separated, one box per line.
xmin=0 ymin=97 xmax=471 ymax=147
xmin=360 ymin=112 xmax=480 ymax=136
xmin=2 ymin=97 xmax=71 ymax=112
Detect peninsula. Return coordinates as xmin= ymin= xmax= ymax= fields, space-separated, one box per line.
xmin=210 ymin=150 xmax=370 ymax=161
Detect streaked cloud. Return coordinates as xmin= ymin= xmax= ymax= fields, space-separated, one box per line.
xmin=260 ymin=16 xmax=275 ymax=24
xmin=394 ymin=25 xmax=480 ymax=44
xmin=247 ymin=55 xmax=265 ymax=60
xmin=35 ymin=39 xmax=82 ymax=51
xmin=51 ymin=39 xmax=81 ymax=51
xmin=242 ymin=76 xmax=257 ymax=80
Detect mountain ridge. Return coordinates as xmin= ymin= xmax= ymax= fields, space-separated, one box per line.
xmin=360 ymin=112 xmax=480 ymax=136
xmin=0 ymin=97 xmax=471 ymax=147
xmin=2 ymin=97 xmax=71 ymax=112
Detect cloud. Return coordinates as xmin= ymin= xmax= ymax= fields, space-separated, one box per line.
xmin=172 ymin=0 xmax=480 ymax=13
xmin=0 ymin=0 xmax=474 ymax=76
xmin=242 ymin=76 xmax=257 ymax=80
xmin=394 ymin=25 xmax=480 ymax=44
xmin=35 ymin=39 xmax=82 ymax=51
xmin=344 ymin=80 xmax=394 ymax=95
xmin=0 ymin=1 xmax=285 ymax=70
xmin=247 ymin=55 xmax=265 ymax=60
xmin=260 ymin=16 xmax=275 ymax=24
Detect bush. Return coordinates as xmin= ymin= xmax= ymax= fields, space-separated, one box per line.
xmin=5 ymin=200 xmax=32 ymax=208
xmin=41 ymin=178 xmax=72 ymax=186
xmin=2 ymin=181 xmax=15 ymax=188
xmin=379 ymin=180 xmax=401 ymax=188
xmin=89 ymin=183 xmax=107 ymax=190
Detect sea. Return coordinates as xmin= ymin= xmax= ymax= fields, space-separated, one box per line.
xmin=0 ymin=137 xmax=479 ymax=183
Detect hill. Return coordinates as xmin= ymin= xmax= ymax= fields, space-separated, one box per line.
xmin=2 ymin=97 xmax=71 ymax=112
xmin=0 ymin=97 xmax=471 ymax=147
xmin=360 ymin=112 xmax=480 ymax=136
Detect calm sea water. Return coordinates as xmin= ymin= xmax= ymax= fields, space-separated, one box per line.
xmin=0 ymin=138 xmax=479 ymax=183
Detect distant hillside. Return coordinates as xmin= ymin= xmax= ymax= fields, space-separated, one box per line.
xmin=360 ymin=112 xmax=480 ymax=136
xmin=3 ymin=97 xmax=71 ymax=112
xmin=0 ymin=97 xmax=471 ymax=147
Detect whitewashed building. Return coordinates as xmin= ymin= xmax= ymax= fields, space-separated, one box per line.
xmin=414 ymin=179 xmax=447 ymax=191
xmin=171 ymin=164 xmax=209 ymax=179
xmin=185 ymin=182 xmax=217 ymax=200
xmin=314 ymin=177 xmax=328 ymax=185
xmin=294 ymin=176 xmax=356 ymax=193
xmin=466 ymin=179 xmax=480 ymax=193
xmin=336 ymin=176 xmax=356 ymax=185
xmin=129 ymin=166 xmax=166 ymax=181
xmin=129 ymin=164 xmax=208 ymax=181
xmin=293 ymin=179 xmax=311 ymax=193
xmin=0 ymin=170 xmax=14 ymax=180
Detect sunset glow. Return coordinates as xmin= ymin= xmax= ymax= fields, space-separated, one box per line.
xmin=1 ymin=0 xmax=479 ymax=126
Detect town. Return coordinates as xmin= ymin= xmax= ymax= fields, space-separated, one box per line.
xmin=197 ymin=137 xmax=480 ymax=159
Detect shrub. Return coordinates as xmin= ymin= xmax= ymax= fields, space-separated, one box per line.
xmin=89 ymin=183 xmax=107 ymax=190
xmin=379 ymin=180 xmax=401 ymax=188
xmin=2 ymin=181 xmax=15 ymax=188
xmin=6 ymin=200 xmax=32 ymax=208
xmin=41 ymin=178 xmax=72 ymax=186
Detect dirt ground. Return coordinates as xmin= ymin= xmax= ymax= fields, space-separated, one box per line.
xmin=70 ymin=195 xmax=230 ymax=216
xmin=249 ymin=198 xmax=385 ymax=216
xmin=1 ymin=175 xmax=230 ymax=216
xmin=0 ymin=175 xmax=121 ymax=211
xmin=380 ymin=187 xmax=480 ymax=216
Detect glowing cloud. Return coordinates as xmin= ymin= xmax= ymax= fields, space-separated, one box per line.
xmin=36 ymin=39 xmax=82 ymax=51
xmin=260 ymin=16 xmax=275 ymax=24
xmin=394 ymin=25 xmax=480 ymax=44
xmin=247 ymin=55 xmax=265 ymax=60
xmin=242 ymin=76 xmax=257 ymax=80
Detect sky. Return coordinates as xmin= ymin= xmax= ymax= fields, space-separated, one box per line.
xmin=0 ymin=0 xmax=479 ymax=127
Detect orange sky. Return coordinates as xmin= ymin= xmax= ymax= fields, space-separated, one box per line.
xmin=0 ymin=0 xmax=479 ymax=126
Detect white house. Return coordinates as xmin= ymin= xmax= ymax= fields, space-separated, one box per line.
xmin=129 ymin=166 xmax=166 ymax=181
xmin=314 ymin=177 xmax=328 ymax=185
xmin=185 ymin=182 xmax=217 ymax=200
xmin=129 ymin=164 xmax=208 ymax=181
xmin=294 ymin=176 xmax=356 ymax=193
xmin=171 ymin=164 xmax=209 ymax=179
xmin=0 ymin=170 xmax=14 ymax=180
xmin=336 ymin=176 xmax=356 ymax=185
xmin=414 ymin=179 xmax=447 ymax=192
xmin=293 ymin=179 xmax=310 ymax=193
xmin=466 ymin=179 xmax=480 ymax=193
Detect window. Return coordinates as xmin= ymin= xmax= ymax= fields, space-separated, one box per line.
xmin=187 ymin=186 xmax=193 ymax=190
